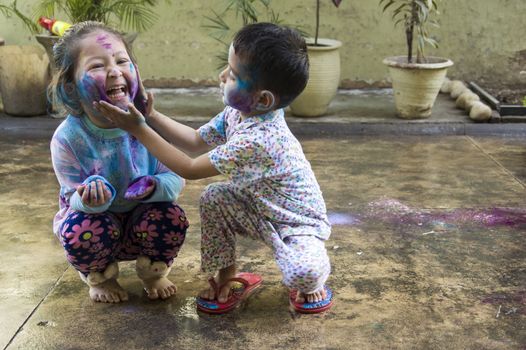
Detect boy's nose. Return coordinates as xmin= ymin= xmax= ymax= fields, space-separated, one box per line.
xmin=219 ymin=68 xmax=227 ymax=82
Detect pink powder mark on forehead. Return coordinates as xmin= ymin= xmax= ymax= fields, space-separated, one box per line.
xmin=96 ymin=34 xmax=112 ymax=50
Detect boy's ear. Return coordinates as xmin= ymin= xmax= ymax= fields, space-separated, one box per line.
xmin=255 ymin=90 xmax=276 ymax=111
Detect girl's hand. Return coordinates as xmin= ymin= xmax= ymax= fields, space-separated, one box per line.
xmin=77 ymin=179 xmax=112 ymax=207
xmin=124 ymin=176 xmax=156 ymax=200
xmin=94 ymin=100 xmax=145 ymax=133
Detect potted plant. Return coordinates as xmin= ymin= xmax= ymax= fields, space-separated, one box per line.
xmin=203 ymin=0 xmax=293 ymax=70
xmin=379 ymin=0 xmax=453 ymax=119
xmin=0 ymin=1 xmax=49 ymax=116
xmin=289 ymin=0 xmax=343 ymax=117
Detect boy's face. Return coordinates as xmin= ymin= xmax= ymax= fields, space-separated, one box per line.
xmin=219 ymin=44 xmax=256 ymax=114
xmin=74 ymin=30 xmax=139 ymax=126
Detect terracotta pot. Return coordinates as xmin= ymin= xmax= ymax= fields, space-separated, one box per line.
xmin=383 ymin=56 xmax=453 ymax=119
xmin=0 ymin=45 xmax=49 ymax=116
xmin=289 ymin=38 xmax=342 ymax=117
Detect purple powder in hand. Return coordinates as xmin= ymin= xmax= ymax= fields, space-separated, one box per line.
xmin=125 ymin=176 xmax=155 ymax=200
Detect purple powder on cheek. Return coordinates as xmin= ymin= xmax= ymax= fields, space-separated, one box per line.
xmin=78 ymin=73 xmax=108 ymax=104
xmin=225 ymin=89 xmax=253 ymax=114
xmin=128 ymin=63 xmax=138 ymax=101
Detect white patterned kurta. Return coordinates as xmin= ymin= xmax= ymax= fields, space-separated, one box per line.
xmin=197 ymin=107 xmax=331 ymax=293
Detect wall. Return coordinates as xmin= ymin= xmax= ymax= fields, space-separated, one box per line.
xmin=1 ymin=0 xmax=524 ymax=89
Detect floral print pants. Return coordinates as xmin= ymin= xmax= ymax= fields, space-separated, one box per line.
xmin=200 ymin=183 xmax=331 ymax=294
xmin=60 ymin=202 xmax=189 ymax=275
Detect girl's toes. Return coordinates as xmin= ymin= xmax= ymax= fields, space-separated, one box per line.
xmin=146 ymin=288 xmax=159 ymax=300
xmin=159 ymin=289 xmax=169 ymax=299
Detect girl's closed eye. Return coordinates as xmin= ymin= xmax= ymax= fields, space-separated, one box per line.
xmin=88 ymin=63 xmax=105 ymax=70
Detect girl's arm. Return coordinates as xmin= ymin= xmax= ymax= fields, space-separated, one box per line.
xmin=96 ymin=101 xmax=219 ymax=180
xmin=51 ymin=137 xmax=115 ymax=212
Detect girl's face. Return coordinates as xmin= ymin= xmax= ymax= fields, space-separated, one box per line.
xmin=74 ymin=30 xmax=139 ymax=128
xmin=219 ymin=44 xmax=256 ymax=115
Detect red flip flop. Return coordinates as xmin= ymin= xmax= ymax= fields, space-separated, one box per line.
xmin=289 ymin=286 xmax=333 ymax=314
xmin=196 ymin=272 xmax=262 ymax=314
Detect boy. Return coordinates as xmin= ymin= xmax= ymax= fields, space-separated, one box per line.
xmin=97 ymin=22 xmax=333 ymax=314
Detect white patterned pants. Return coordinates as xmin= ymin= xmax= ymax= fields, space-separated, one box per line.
xmin=200 ymin=182 xmax=331 ymax=293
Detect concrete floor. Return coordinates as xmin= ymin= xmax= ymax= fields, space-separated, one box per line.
xmin=0 ymin=91 xmax=525 ymax=349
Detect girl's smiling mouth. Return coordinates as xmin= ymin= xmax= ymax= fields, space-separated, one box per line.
xmin=105 ymin=84 xmax=129 ymax=103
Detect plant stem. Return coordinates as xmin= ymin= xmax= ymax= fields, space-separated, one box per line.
xmin=406 ymin=0 xmax=417 ymax=63
xmin=315 ymin=0 xmax=320 ymax=45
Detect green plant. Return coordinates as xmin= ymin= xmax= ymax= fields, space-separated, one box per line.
xmin=313 ymin=0 xmax=342 ymax=46
xmin=0 ymin=0 xmax=39 ymax=33
xmin=204 ymin=0 xmax=312 ymax=70
xmin=203 ymin=0 xmax=287 ymax=68
xmin=7 ymin=0 xmax=168 ymax=34
xmin=522 ymin=96 xmax=526 ymax=107
xmin=379 ymin=0 xmax=440 ymax=63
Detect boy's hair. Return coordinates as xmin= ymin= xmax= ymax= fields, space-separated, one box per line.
xmin=48 ymin=21 xmax=136 ymax=117
xmin=233 ymin=22 xmax=309 ymax=109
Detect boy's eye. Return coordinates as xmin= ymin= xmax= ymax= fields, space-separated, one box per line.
xmin=117 ymin=58 xmax=129 ymax=65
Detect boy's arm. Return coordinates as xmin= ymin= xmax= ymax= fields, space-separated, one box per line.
xmin=138 ymin=91 xmax=210 ymax=156
xmin=96 ymin=101 xmax=219 ymax=180
xmin=148 ymin=109 xmax=210 ymax=156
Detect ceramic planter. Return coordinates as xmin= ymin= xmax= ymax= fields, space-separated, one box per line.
xmin=0 ymin=45 xmax=49 ymax=116
xmin=289 ymin=38 xmax=342 ymax=117
xmin=383 ymin=56 xmax=453 ymax=119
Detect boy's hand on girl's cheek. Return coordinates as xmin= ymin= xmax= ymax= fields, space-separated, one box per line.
xmin=133 ymin=67 xmax=152 ymax=117
xmin=144 ymin=91 xmax=155 ymax=119
xmin=93 ymin=100 xmax=146 ymax=132
xmin=124 ymin=176 xmax=156 ymax=200
xmin=77 ymin=180 xmax=112 ymax=206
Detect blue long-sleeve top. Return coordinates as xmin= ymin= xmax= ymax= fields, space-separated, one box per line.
xmin=50 ymin=115 xmax=184 ymax=235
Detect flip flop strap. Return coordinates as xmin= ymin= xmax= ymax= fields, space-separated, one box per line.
xmin=207 ymin=277 xmax=220 ymax=298
xmin=207 ymin=275 xmax=251 ymax=299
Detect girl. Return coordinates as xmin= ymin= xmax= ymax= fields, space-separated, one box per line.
xmin=98 ymin=23 xmax=333 ymax=314
xmin=49 ymin=21 xmax=189 ymax=303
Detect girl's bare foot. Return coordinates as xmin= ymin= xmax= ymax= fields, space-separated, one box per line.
xmin=295 ymin=287 xmax=327 ymax=303
xmin=136 ymin=256 xmax=176 ymax=300
xmin=88 ymin=278 xmax=129 ymax=303
xmin=199 ymin=264 xmax=236 ymax=303
xmin=141 ymin=276 xmax=177 ymax=300
xmin=80 ymin=262 xmax=127 ymax=303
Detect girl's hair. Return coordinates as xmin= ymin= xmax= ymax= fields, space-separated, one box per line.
xmin=48 ymin=21 xmax=136 ymax=117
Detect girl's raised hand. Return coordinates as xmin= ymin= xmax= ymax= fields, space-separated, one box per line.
xmin=94 ymin=100 xmax=146 ymax=133
xmin=77 ymin=179 xmax=112 ymax=207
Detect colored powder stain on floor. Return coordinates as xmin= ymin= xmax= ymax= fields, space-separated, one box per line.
xmin=327 ymin=212 xmax=361 ymax=226
xmin=481 ymin=290 xmax=526 ymax=316
xmin=361 ymin=198 xmax=526 ymax=229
